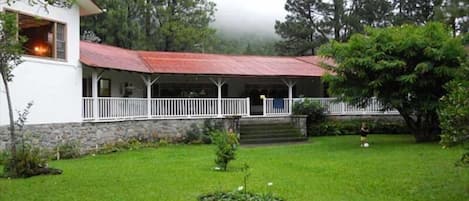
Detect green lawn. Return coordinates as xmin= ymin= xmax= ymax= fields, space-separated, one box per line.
xmin=1 ymin=135 xmax=468 ymax=201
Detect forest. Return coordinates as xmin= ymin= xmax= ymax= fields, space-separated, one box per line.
xmin=81 ymin=0 xmax=469 ymax=56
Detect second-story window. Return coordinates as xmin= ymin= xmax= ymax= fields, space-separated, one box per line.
xmin=8 ymin=11 xmax=67 ymax=60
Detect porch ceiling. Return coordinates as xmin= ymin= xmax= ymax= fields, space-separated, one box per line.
xmin=80 ymin=41 xmax=329 ymax=77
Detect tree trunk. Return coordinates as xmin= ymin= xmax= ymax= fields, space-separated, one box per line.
xmin=1 ymin=72 xmax=16 ymax=158
xmin=399 ymin=110 xmax=440 ymax=143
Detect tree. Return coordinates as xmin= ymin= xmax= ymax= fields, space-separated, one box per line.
xmin=155 ymin=0 xmax=216 ymax=51
xmin=6 ymin=0 xmax=75 ymax=9
xmin=392 ymin=0 xmax=443 ymax=25
xmin=351 ymin=0 xmax=393 ymax=27
xmin=434 ymin=0 xmax=469 ymax=36
xmin=319 ymin=23 xmax=466 ymax=142
xmin=0 ymin=12 xmax=25 ymax=172
xmin=80 ymin=0 xmax=148 ymax=49
xmin=81 ymin=0 xmax=216 ymax=52
xmin=438 ymin=33 xmax=469 ymax=166
xmin=275 ymin=0 xmax=392 ymax=56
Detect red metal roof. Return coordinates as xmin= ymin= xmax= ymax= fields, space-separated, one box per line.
xmin=80 ymin=41 xmax=327 ymax=77
xmin=81 ymin=41 xmax=150 ymax=73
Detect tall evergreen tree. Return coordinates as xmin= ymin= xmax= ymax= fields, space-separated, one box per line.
xmin=434 ymin=0 xmax=469 ymax=36
xmin=81 ymin=0 xmax=216 ymax=52
xmin=80 ymin=0 xmax=147 ymax=49
xmin=154 ymin=0 xmax=216 ymax=51
xmin=351 ymin=0 xmax=394 ymax=27
xmin=392 ymin=0 xmax=443 ymax=25
xmin=275 ymin=0 xmax=389 ymax=56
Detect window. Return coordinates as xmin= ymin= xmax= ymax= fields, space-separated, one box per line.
xmin=99 ymin=79 xmax=111 ymax=97
xmin=8 ymin=11 xmax=67 ymax=60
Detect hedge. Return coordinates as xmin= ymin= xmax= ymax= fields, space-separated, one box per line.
xmin=308 ymin=118 xmax=410 ymax=136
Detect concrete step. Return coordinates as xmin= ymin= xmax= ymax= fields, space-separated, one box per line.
xmin=241 ymin=123 xmax=293 ymax=130
xmin=240 ymin=118 xmax=291 ymax=125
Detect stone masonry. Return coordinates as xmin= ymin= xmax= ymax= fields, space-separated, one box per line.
xmin=0 ymin=117 xmax=240 ymax=153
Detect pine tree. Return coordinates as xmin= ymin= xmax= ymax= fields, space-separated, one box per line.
xmin=81 ymin=0 xmax=216 ymax=52
xmin=274 ymin=0 xmax=363 ymax=55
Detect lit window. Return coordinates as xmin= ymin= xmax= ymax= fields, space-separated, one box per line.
xmin=8 ymin=11 xmax=67 ymax=60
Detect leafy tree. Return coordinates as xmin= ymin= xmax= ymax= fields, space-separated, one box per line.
xmin=438 ymin=34 xmax=469 ymax=166
xmin=319 ymin=23 xmax=466 ymax=142
xmin=80 ymin=0 xmax=148 ymax=49
xmin=155 ymin=0 xmax=216 ymax=51
xmin=81 ymin=0 xmax=216 ymax=52
xmin=0 ymin=12 xmax=25 ymax=175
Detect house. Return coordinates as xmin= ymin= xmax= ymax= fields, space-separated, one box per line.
xmin=0 ymin=0 xmax=101 ymax=126
xmin=0 ymin=1 xmax=393 ymax=150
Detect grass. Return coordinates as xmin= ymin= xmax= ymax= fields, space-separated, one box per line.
xmin=0 ymin=135 xmax=468 ymax=201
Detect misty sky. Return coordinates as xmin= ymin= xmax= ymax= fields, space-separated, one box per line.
xmin=211 ymin=0 xmax=288 ymax=38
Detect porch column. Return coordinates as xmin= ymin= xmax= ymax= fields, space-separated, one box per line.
xmin=91 ymin=70 xmax=103 ymax=121
xmin=282 ymin=79 xmax=296 ymax=115
xmin=210 ymin=78 xmax=226 ymax=117
xmin=141 ymin=75 xmax=160 ymax=119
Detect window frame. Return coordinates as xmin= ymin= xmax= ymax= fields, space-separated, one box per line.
xmin=4 ymin=9 xmax=68 ymax=62
xmin=98 ymin=79 xmax=112 ymax=97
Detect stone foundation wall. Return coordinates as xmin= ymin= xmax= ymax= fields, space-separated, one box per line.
xmin=327 ymin=114 xmax=404 ymax=122
xmin=0 ymin=117 xmax=240 ymax=153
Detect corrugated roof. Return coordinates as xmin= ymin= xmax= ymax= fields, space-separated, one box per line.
xmin=80 ymin=41 xmax=150 ymax=73
xmin=80 ymin=41 xmax=328 ymax=77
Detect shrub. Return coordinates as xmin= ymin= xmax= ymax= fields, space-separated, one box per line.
xmin=3 ymin=144 xmax=62 ymax=178
xmin=211 ymin=130 xmax=239 ymax=171
xmin=439 ymin=78 xmax=469 ymax=167
xmin=293 ymin=99 xmax=326 ymax=123
xmin=309 ymin=119 xmax=409 ymax=136
xmin=0 ymin=151 xmax=8 ymax=166
xmin=56 ymin=141 xmax=81 ymax=160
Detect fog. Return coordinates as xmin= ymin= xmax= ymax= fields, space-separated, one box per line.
xmin=211 ymin=0 xmax=288 ymax=38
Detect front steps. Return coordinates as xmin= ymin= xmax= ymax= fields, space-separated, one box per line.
xmin=239 ymin=117 xmax=307 ymax=144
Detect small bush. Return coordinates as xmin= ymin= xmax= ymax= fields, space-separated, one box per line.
xmin=56 ymin=141 xmax=81 ymax=160
xmin=3 ymin=144 xmax=62 ymax=178
xmin=309 ymin=119 xmax=409 ymax=136
xmin=0 ymin=151 xmax=8 ymax=166
xmin=211 ymin=130 xmax=239 ymax=171
xmin=293 ymin=99 xmax=326 ymax=123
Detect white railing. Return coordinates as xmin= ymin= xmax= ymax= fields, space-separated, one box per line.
xmin=151 ymin=98 xmax=218 ymax=117
xmin=83 ymin=97 xmax=250 ymax=121
xmin=293 ymin=97 xmax=399 ymax=115
xmin=222 ymin=98 xmax=250 ymax=116
xmin=265 ymin=98 xmax=290 ymax=116
xmin=82 ymin=97 xmax=94 ymax=120
xmin=83 ymin=97 xmax=399 ymax=121
xmin=98 ymin=98 xmax=148 ymax=120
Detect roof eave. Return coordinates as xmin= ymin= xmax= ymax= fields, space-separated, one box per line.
xmin=78 ymin=0 xmax=102 ymax=16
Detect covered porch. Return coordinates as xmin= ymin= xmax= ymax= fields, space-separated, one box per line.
xmin=82 ymin=67 xmax=325 ymax=121
xmin=79 ymin=41 xmax=396 ymax=122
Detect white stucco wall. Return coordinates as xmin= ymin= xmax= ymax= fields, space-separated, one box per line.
xmin=0 ymin=1 xmax=82 ymax=126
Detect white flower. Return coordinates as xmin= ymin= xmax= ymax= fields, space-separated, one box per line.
xmin=237 ymin=186 xmax=244 ymax=191
xmin=267 ymin=182 xmax=273 ymax=186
